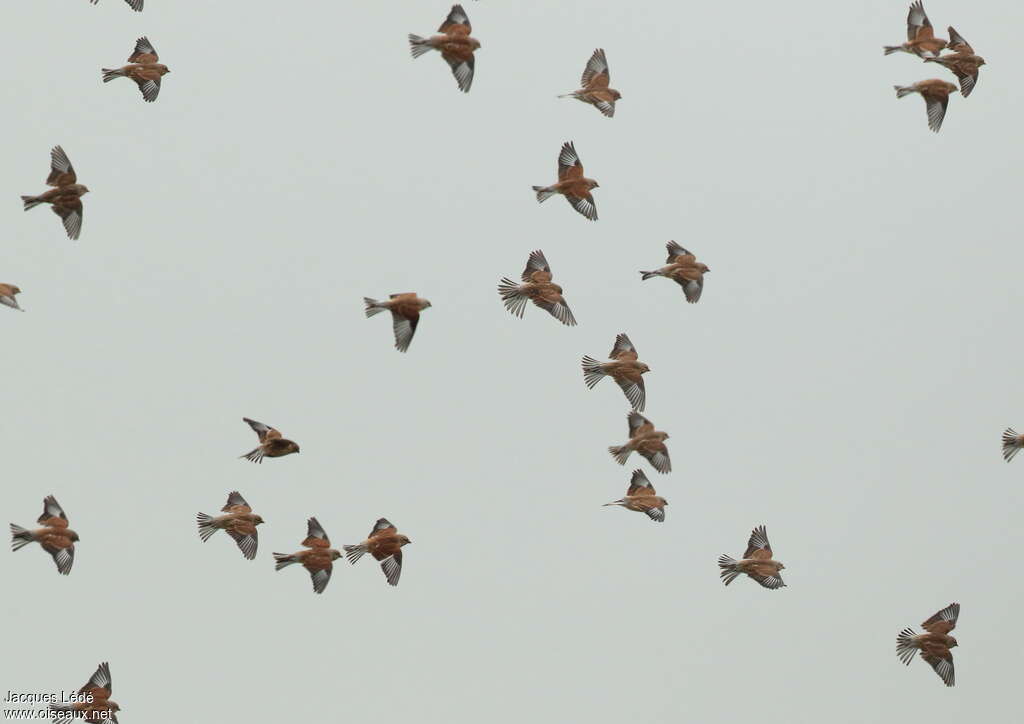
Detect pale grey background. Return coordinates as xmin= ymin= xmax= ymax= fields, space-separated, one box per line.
xmin=1 ymin=1 xmax=1020 ymax=722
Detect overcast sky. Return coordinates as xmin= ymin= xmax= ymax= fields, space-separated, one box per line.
xmin=1 ymin=1 xmax=1020 ymax=722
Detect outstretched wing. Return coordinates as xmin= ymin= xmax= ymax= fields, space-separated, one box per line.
xmin=46 ymin=146 xmax=76 ymax=187
xmin=303 ymin=517 xmax=330 ymax=548
xmin=744 ymin=525 xmax=773 ymax=559
xmin=922 ymin=603 xmax=959 ymax=634
xmin=581 ymin=48 xmax=610 ymax=89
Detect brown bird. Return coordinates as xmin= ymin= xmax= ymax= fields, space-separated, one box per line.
xmin=239 ymin=417 xmax=300 ymax=463
xmin=608 ymin=411 xmax=671 ymax=474
xmin=10 ymin=495 xmax=78 ymax=575
xmin=558 ymin=48 xmax=621 ymax=118
xmin=273 ymin=517 xmax=343 ymax=594
xmin=896 ymin=603 xmax=960 ymax=686
xmin=408 ymin=4 xmax=481 ymax=92
xmin=50 ymin=662 xmax=120 ymax=723
xmin=894 ymin=79 xmax=958 ymax=132
xmin=718 ymin=525 xmax=786 ymax=590
xmin=582 ymin=333 xmax=650 ymax=411
xmin=89 ymin=0 xmax=143 ymax=10
xmin=102 ymin=37 xmax=170 ymax=103
xmin=603 ymin=469 xmax=667 ymax=522
xmin=0 ymin=283 xmax=24 ymax=311
xmin=924 ymin=28 xmax=985 ymax=97
xmin=498 ymin=250 xmax=576 ymax=326
xmin=344 ymin=518 xmax=412 ymax=587
xmin=196 ymin=491 xmax=265 ymax=560
xmin=640 ymin=241 xmax=710 ymax=303
xmin=532 ymin=141 xmax=600 ymax=221
xmin=364 ymin=293 xmax=432 ymax=352
xmin=21 ymin=146 xmax=89 ymax=240
xmin=1002 ymin=428 xmax=1023 ymax=461
xmin=884 ymin=2 xmax=947 ymax=58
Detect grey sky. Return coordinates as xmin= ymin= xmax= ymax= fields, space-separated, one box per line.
xmin=1 ymin=1 xmax=1020 ymax=722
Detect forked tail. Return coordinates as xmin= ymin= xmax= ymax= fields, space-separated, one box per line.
xmin=718 ymin=555 xmax=741 ymax=585
xmin=896 ymin=628 xmax=919 ymax=665
xmin=581 ymin=356 xmax=608 ymax=389
xmin=343 ymin=543 xmax=367 ymax=564
xmin=408 ymin=34 xmax=432 ymax=59
xmin=10 ymin=524 xmax=33 ymax=551
xmin=273 ymin=553 xmax=297 ymax=571
xmin=532 ymin=186 xmax=556 ymax=203
xmin=196 ymin=513 xmax=218 ymax=542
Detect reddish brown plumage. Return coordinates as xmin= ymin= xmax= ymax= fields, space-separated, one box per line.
xmin=718 ymin=525 xmax=786 ymax=590
xmin=343 ymin=518 xmax=412 ymax=586
xmin=273 ymin=517 xmax=343 ymax=594
xmin=102 ymin=37 xmax=170 ymax=103
xmin=559 ymin=48 xmax=621 ymax=117
xmin=364 ymin=293 xmax=432 ymax=352
xmin=0 ymin=283 xmax=23 ymax=311
xmin=10 ymin=495 xmax=79 ymax=575
xmin=896 ymin=603 xmax=959 ymax=686
xmin=49 ymin=662 xmax=120 ymax=723
xmin=239 ymin=417 xmax=300 ymax=463
xmin=608 ymin=411 xmax=671 ymax=474
xmin=884 ymin=2 xmax=948 ymax=57
xmin=196 ymin=491 xmax=264 ymax=560
xmin=498 ymin=250 xmax=576 ymax=325
xmin=604 ymin=469 xmax=667 ymax=522
xmin=408 ymin=5 xmax=481 ymax=92
xmin=21 ymin=146 xmax=89 ymax=240
xmin=532 ymin=141 xmax=599 ymax=221
xmin=894 ymin=79 xmax=958 ymax=132
xmin=582 ymin=333 xmax=650 ymax=411
xmin=639 ymin=241 xmax=709 ymax=303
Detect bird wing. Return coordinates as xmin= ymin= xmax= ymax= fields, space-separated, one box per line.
xmin=38 ymin=495 xmax=68 ymax=527
xmin=369 ymin=518 xmax=398 ymax=539
xmin=439 ymin=4 xmax=471 ymax=34
xmin=609 ymin=333 xmax=638 ymax=361
xmin=79 ymin=662 xmax=112 ymax=699
xmin=581 ymin=48 xmax=610 ymax=89
xmin=907 ymin=1 xmax=933 ymax=41
xmin=626 ymin=469 xmax=655 ymax=496
xmin=522 ymin=249 xmax=551 ymax=282
xmin=922 ymin=603 xmax=959 ymax=634
xmin=51 ymin=200 xmax=83 ymax=241
xmin=744 ymin=525 xmax=773 ymax=559
xmin=221 ymin=491 xmax=251 ymax=514
xmin=557 ymin=142 xmax=584 ymax=182
xmin=128 ymin=36 xmax=158 ymax=63
xmin=946 ymin=26 xmax=973 ymax=54
xmin=46 ymin=146 xmax=76 ymax=187
xmin=302 ymin=517 xmax=331 ymax=548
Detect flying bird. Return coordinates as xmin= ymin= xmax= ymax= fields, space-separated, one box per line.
xmin=582 ymin=333 xmax=650 ymax=411
xmin=10 ymin=495 xmax=78 ymax=575
xmin=364 ymin=293 xmax=432 ymax=352
xmin=273 ymin=517 xmax=343 ymax=594
xmin=608 ymin=411 xmax=671 ymax=474
xmin=718 ymin=525 xmax=786 ymax=589
xmin=498 ymin=250 xmax=576 ymax=326
xmin=532 ymin=141 xmax=599 ymax=221
xmin=640 ymin=241 xmax=710 ymax=303
xmin=90 ymin=0 xmax=142 ymax=10
xmin=0 ymin=284 xmax=24 ymax=311
xmin=344 ymin=518 xmax=412 ymax=587
xmin=408 ymin=4 xmax=481 ymax=92
xmin=896 ymin=603 xmax=960 ymax=686
xmin=924 ymin=28 xmax=985 ymax=97
xmin=558 ymin=48 xmax=621 ymax=117
xmin=603 ymin=469 xmax=667 ymax=522
xmin=21 ymin=146 xmax=89 ymax=240
xmin=50 ymin=662 xmax=120 ymax=724
xmin=894 ymin=79 xmax=958 ymax=132
xmin=1002 ymin=428 xmax=1023 ymax=461
xmin=102 ymin=37 xmax=170 ymax=102
xmin=884 ymin=2 xmax=947 ymax=58
xmin=196 ymin=491 xmax=265 ymax=560
xmin=239 ymin=417 xmax=300 ymax=463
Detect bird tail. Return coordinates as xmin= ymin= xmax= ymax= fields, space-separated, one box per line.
xmin=364 ymin=297 xmax=387 ymax=318
xmin=408 ymin=34 xmax=432 ymax=59
xmin=102 ymin=68 xmax=127 ymax=82
xmin=557 ymin=92 xmax=577 ymax=99
xmin=718 ymin=555 xmax=743 ymax=585
xmin=239 ymin=447 xmax=264 ymax=464
xmin=343 ymin=543 xmax=368 ymax=564
xmin=273 ymin=553 xmax=298 ymax=571
xmin=497 ymin=278 xmax=529 ymax=318
xmin=20 ymin=195 xmax=42 ymax=211
xmin=639 ymin=270 xmax=662 ymax=281
xmin=608 ymin=444 xmax=633 ymax=466
xmin=603 ymin=499 xmax=626 ymax=508
xmin=532 ymin=186 xmax=556 ymax=203
xmin=196 ymin=513 xmax=218 ymax=542
xmin=883 ymin=45 xmax=905 ymax=56
xmin=894 ymin=85 xmax=916 ymax=99
xmin=1002 ymin=428 xmax=1020 ymax=462
xmin=581 ymin=356 xmax=608 ymax=389
xmin=10 ymin=524 xmax=33 ymax=551
xmin=896 ymin=628 xmax=919 ymax=664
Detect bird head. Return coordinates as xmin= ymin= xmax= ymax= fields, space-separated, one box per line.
xmin=659 ymin=432 xmax=670 ymax=441
xmin=471 ymin=38 xmax=481 ymax=50
xmin=778 ymin=562 xmax=786 ymax=570
xmin=588 ymin=180 xmax=600 ymax=189
xmin=70 ymin=530 xmax=81 ymax=542
xmin=611 ymin=90 xmax=622 ymax=100
xmin=420 ymin=299 xmax=433 ymax=310
xmin=399 ymin=535 xmax=412 ymax=547
xmin=159 ymin=64 xmax=171 ymax=74
xmin=699 ymin=263 xmax=711 ymax=273
xmin=10 ymin=285 xmax=21 ymax=294
xmin=254 ymin=515 xmax=266 ymax=526
xmin=660 ymin=498 xmax=669 ymax=506
xmin=79 ymin=185 xmax=91 ymax=195
xmin=949 ymin=636 xmax=959 ymax=648
xmin=639 ymin=363 xmax=651 ymax=374
xmin=977 ymin=56 xmax=987 ymax=66
xmin=330 ymin=550 xmax=343 ymax=561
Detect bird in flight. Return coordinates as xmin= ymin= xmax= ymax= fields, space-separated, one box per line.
xmin=102 ymin=37 xmax=171 ymax=103
xmin=273 ymin=517 xmax=343 ymax=594
xmin=608 ymin=411 xmax=671 ymax=474
xmin=1002 ymin=428 xmax=1024 ymax=461
xmin=640 ymin=241 xmax=710 ymax=303
xmin=558 ymin=48 xmax=621 ymax=117
xmin=408 ymin=4 xmax=481 ymax=92
xmin=239 ymin=417 xmax=300 ymax=463
xmin=344 ymin=518 xmax=412 ymax=587
xmin=924 ymin=27 xmax=986 ymax=97
xmin=196 ymin=491 xmax=265 ymax=560
xmin=364 ymin=293 xmax=432 ymax=352
xmin=894 ymin=79 xmax=958 ymax=132
xmin=896 ymin=603 xmax=960 ymax=686
xmin=10 ymin=495 xmax=78 ymax=575
xmin=21 ymin=146 xmax=89 ymax=240
xmin=603 ymin=469 xmax=667 ymax=522
xmin=884 ymin=2 xmax=947 ymax=58
xmin=0 ymin=284 xmax=24 ymax=311
xmin=718 ymin=525 xmax=786 ymax=590
xmin=532 ymin=141 xmax=600 ymax=221
xmin=50 ymin=662 xmax=121 ymax=723
xmin=498 ymin=249 xmax=576 ymax=326
xmin=582 ymin=333 xmax=650 ymax=411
